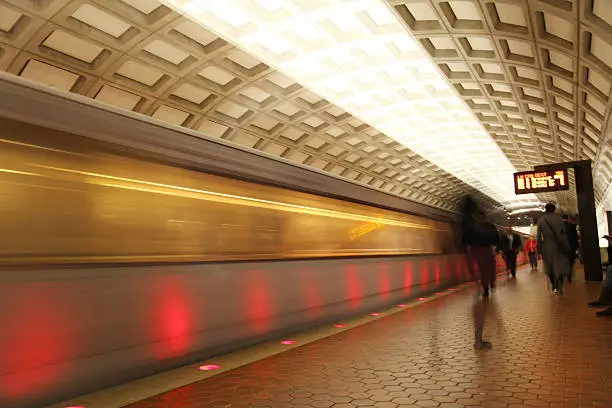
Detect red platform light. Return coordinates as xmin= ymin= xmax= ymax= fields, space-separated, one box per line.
xmin=418 ymin=297 xmax=426 ymax=301
xmin=397 ymin=304 xmax=407 ymax=307
xmin=435 ymin=292 xmax=441 ymax=295
xmin=280 ymin=340 xmax=296 ymax=345
xmin=65 ymin=406 xmax=85 ymax=408
xmin=199 ymin=364 xmax=220 ymax=371
xmin=370 ymin=312 xmax=380 ymax=316
xmin=334 ymin=324 xmax=345 ymax=328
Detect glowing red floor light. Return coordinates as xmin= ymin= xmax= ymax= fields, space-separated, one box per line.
xmin=281 ymin=340 xmax=296 ymax=345
xmin=418 ymin=297 xmax=427 ymax=301
xmin=435 ymin=292 xmax=441 ymax=295
xmin=199 ymin=364 xmax=220 ymax=371
xmin=334 ymin=324 xmax=346 ymax=328
xmin=370 ymin=312 xmax=380 ymax=316
xmin=397 ymin=304 xmax=407 ymax=307
xmin=65 ymin=406 xmax=85 ymax=408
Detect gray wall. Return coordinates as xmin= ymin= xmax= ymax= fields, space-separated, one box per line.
xmin=0 ymin=254 xmax=467 ymax=408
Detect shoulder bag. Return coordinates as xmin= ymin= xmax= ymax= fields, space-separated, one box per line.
xmin=543 ymin=217 xmax=571 ymax=255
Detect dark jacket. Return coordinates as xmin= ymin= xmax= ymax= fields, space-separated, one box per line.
xmin=500 ymin=233 xmax=522 ymax=253
xmin=564 ymin=221 xmax=579 ymax=252
xmin=464 ymin=219 xmax=500 ymax=247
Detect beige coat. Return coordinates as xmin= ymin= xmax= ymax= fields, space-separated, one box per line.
xmin=537 ymin=213 xmax=571 ymax=277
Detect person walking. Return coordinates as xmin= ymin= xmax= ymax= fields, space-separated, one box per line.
xmin=465 ymin=211 xmax=500 ymax=298
xmin=500 ymin=227 xmax=522 ymax=278
xmin=537 ymin=204 xmax=571 ymax=295
xmin=524 ymin=236 xmax=538 ymax=271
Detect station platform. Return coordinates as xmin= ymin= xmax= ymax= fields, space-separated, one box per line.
xmin=62 ymin=266 xmax=612 ymax=408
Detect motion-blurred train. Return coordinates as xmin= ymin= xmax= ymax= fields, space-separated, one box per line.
xmin=0 ymin=75 xmax=497 ymax=408
xmin=0 ymin=121 xmax=453 ymax=264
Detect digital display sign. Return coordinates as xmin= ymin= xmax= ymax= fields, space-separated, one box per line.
xmin=514 ymin=169 xmax=569 ymax=194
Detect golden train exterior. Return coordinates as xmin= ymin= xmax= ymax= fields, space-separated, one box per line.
xmin=0 ymin=127 xmax=453 ymax=264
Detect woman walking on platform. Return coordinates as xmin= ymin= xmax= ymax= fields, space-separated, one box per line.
xmin=525 ymin=236 xmax=538 ymax=271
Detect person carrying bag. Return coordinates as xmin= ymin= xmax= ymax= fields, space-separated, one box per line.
xmin=537 ymin=203 xmax=571 ymax=295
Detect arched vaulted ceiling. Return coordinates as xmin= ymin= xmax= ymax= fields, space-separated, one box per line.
xmin=1 ymin=0 xmax=611 ymax=221
xmin=389 ymin=0 xmax=612 ymax=214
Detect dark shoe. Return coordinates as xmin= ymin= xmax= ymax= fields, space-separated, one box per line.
xmin=474 ymin=340 xmax=492 ymax=349
xmin=596 ymin=307 xmax=612 ymax=316
xmin=482 ymin=288 xmax=489 ymax=298
xmin=588 ymin=301 xmax=611 ymax=308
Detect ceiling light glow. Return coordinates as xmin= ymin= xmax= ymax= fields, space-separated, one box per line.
xmin=160 ymin=0 xmax=532 ymax=204
xmin=509 ymin=208 xmax=544 ymax=215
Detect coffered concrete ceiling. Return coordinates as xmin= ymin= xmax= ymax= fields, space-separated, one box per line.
xmin=389 ymin=0 xmax=612 ymax=216
xmin=1 ymin=0 xmax=610 ymax=219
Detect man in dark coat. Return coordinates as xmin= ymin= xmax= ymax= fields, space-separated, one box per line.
xmin=499 ymin=227 xmax=522 ymax=278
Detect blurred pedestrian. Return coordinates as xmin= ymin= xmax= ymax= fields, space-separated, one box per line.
xmin=465 ymin=211 xmax=500 ymax=298
xmin=473 ymin=295 xmax=491 ymax=349
xmin=499 ymin=227 xmax=522 ymax=278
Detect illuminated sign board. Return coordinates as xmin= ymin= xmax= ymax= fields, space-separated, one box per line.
xmin=514 ymin=169 xmax=569 ymax=194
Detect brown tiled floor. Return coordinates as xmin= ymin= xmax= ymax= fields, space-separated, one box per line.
xmin=126 ymin=267 xmax=612 ymax=408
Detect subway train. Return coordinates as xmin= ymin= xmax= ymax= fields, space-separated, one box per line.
xmin=0 ymin=123 xmax=453 ymax=264
xmin=0 ymin=75 xmax=475 ymax=408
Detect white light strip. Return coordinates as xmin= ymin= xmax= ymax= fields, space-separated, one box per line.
xmin=508 ymin=208 xmax=544 ymax=216
xmin=502 ymin=200 xmax=542 ymax=210
xmin=161 ymin=0 xmax=534 ymax=204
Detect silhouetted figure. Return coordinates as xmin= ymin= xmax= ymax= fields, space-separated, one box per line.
xmin=537 ymin=203 xmax=571 ymax=295
xmin=459 ymin=196 xmax=501 ymax=347
xmin=499 ymin=227 xmax=522 ymax=278
xmin=562 ymin=215 xmax=579 ymax=283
